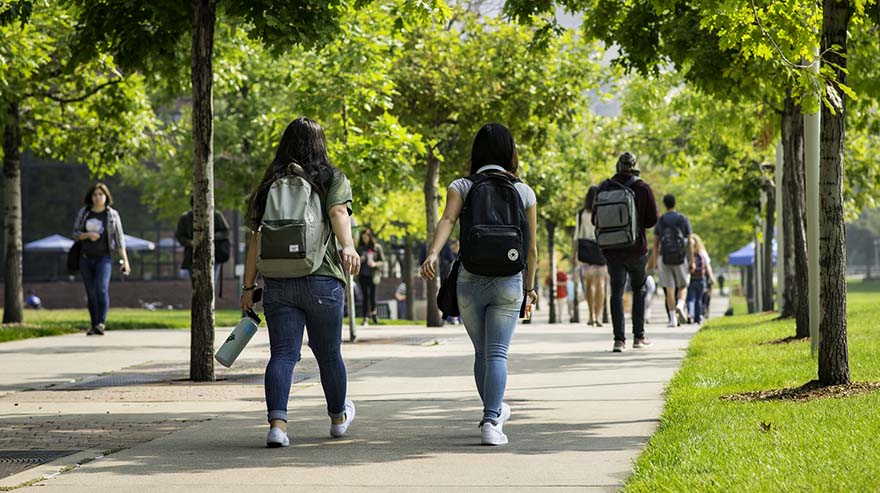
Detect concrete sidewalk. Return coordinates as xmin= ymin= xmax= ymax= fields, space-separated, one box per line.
xmin=1 ymin=295 xmax=727 ymax=492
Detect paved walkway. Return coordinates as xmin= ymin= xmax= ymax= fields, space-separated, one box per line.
xmin=0 ymin=294 xmax=727 ymax=492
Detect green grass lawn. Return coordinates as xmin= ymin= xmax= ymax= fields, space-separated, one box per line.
xmin=0 ymin=309 xmax=245 ymax=343
xmin=626 ymin=279 xmax=880 ymax=492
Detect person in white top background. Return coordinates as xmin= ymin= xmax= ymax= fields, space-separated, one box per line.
xmin=574 ymin=185 xmax=607 ymax=327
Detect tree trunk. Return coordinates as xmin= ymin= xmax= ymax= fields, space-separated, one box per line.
xmin=762 ymin=181 xmax=775 ymax=311
xmin=782 ymin=93 xmax=810 ymax=337
xmin=781 ymin=183 xmax=795 ymax=318
xmin=424 ymin=150 xmax=442 ymax=327
xmin=404 ymin=236 xmax=415 ymax=320
xmin=189 ymin=0 xmax=216 ymax=382
xmin=546 ymin=219 xmax=557 ymax=324
xmin=818 ymin=0 xmax=850 ymax=386
xmin=569 ymin=227 xmax=580 ymax=324
xmin=2 ymin=101 xmax=23 ymax=324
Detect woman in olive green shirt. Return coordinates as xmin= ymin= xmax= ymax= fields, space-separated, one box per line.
xmin=240 ymin=117 xmax=360 ymax=448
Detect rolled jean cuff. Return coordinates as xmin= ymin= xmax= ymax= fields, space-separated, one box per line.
xmin=267 ymin=410 xmax=288 ymax=423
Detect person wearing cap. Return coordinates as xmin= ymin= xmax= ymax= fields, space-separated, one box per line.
xmin=592 ymin=152 xmax=659 ymax=352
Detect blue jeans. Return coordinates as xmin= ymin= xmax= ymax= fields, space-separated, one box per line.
xmin=457 ymin=268 xmax=522 ymax=422
xmin=687 ymin=278 xmax=706 ymax=323
xmin=607 ymin=255 xmax=648 ymax=342
xmin=263 ymin=276 xmax=348 ymax=423
xmin=80 ymin=255 xmax=112 ymax=327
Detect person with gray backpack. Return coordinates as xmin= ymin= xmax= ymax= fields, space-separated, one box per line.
xmin=592 ymin=152 xmax=659 ymax=352
xmin=240 ymin=117 xmax=361 ymax=448
xmin=650 ymin=193 xmax=694 ymax=328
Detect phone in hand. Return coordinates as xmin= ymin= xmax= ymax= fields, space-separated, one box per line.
xmin=252 ymin=287 xmax=263 ymax=304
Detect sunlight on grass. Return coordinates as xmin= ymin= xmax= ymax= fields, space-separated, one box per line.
xmin=0 ymin=309 xmax=244 ymax=343
xmin=625 ymin=280 xmax=880 ymax=492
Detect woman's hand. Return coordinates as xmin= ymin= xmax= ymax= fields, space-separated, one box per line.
xmin=120 ymin=260 xmax=131 ymax=275
xmin=82 ymin=232 xmax=99 ymax=242
xmin=342 ymin=246 xmax=361 ymax=276
xmin=525 ymin=289 xmax=538 ymax=307
xmin=420 ymin=253 xmax=438 ymax=280
xmin=240 ymin=289 xmax=254 ymax=312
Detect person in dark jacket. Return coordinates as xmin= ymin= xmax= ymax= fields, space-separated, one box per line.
xmin=175 ymin=197 xmax=231 ymax=284
xmin=592 ymin=152 xmax=659 ymax=352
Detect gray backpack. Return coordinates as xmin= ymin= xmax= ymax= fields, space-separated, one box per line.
xmin=594 ymin=176 xmax=640 ymax=249
xmin=256 ymin=175 xmax=330 ymax=278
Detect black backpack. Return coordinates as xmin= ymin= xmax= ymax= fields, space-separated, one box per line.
xmin=215 ymin=238 xmax=231 ymax=264
xmin=575 ymin=208 xmax=605 ymax=265
xmin=459 ymin=172 xmax=529 ymax=277
xmin=659 ymin=213 xmax=687 ymax=265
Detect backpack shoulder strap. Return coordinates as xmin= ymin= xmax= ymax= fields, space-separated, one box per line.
xmin=623 ymin=175 xmax=640 ymax=188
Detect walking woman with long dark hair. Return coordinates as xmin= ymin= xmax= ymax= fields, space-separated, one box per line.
xmin=72 ymin=183 xmax=131 ymax=335
xmin=421 ymin=123 xmax=538 ymax=446
xmin=240 ymin=117 xmax=361 ymax=448
xmin=356 ymin=227 xmax=385 ymax=325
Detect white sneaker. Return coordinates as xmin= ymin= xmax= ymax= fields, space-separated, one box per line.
xmin=481 ymin=422 xmax=508 ymax=445
xmin=498 ymin=402 xmax=511 ymax=429
xmin=481 ymin=403 xmax=511 ymax=446
xmin=266 ymin=427 xmax=289 ymax=448
xmin=330 ymin=399 xmax=356 ymax=438
xmin=675 ymin=303 xmax=687 ymax=325
xmin=666 ymin=316 xmax=678 ymax=328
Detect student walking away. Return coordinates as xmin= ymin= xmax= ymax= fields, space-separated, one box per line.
xmin=357 ymin=227 xmax=385 ymax=325
xmin=545 ymin=268 xmax=569 ymax=322
xmin=574 ymin=185 xmax=607 ymax=327
xmin=175 ymin=197 xmax=232 ymax=285
xmin=644 ymin=273 xmax=657 ymax=322
xmin=420 ymin=123 xmax=538 ymax=446
xmin=394 ymin=281 xmax=407 ymax=320
xmin=72 ymin=183 xmax=131 ymax=336
xmin=650 ymin=193 xmax=694 ymax=327
xmin=686 ymin=234 xmax=715 ymax=324
xmin=240 ymin=117 xmax=361 ymax=448
xmin=592 ymin=152 xmax=659 ymax=352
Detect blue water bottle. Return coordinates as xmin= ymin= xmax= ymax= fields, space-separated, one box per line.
xmin=215 ymin=309 xmax=260 ymax=368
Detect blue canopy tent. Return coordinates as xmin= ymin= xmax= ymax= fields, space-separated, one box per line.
xmin=23 ymin=234 xmax=155 ymax=252
xmin=727 ymin=240 xmax=778 ymax=314
xmin=123 ymin=234 xmax=155 ymax=251
xmin=727 ymin=240 xmax=777 ymax=266
xmin=23 ymin=234 xmax=74 ymax=252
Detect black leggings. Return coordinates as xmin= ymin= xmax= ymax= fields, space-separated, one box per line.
xmin=358 ymin=276 xmax=377 ymax=317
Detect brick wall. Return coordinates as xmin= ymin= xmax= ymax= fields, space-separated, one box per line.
xmin=2 ymin=277 xmax=424 ymax=311
xmin=1 ymin=279 xmax=242 ymax=310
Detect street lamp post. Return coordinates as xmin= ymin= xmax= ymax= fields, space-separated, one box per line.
xmin=873 ymin=238 xmax=880 ymax=280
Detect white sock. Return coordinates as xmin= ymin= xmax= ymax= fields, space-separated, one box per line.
xmin=669 ymin=310 xmax=676 ymax=321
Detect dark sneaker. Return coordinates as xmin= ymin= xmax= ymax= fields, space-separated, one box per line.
xmin=612 ymin=340 xmax=625 ymax=352
xmin=94 ymin=323 xmax=105 ymax=335
xmin=86 ymin=327 xmax=99 ymax=336
xmin=633 ymin=337 xmax=653 ymax=348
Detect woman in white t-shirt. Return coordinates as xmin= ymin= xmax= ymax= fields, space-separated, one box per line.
xmin=420 ymin=123 xmax=538 ymax=446
xmin=574 ymin=185 xmax=607 ymax=326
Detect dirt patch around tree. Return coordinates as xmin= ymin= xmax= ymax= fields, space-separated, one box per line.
xmin=722 ymin=380 xmax=880 ymax=402
xmin=761 ymin=335 xmax=810 ymax=345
